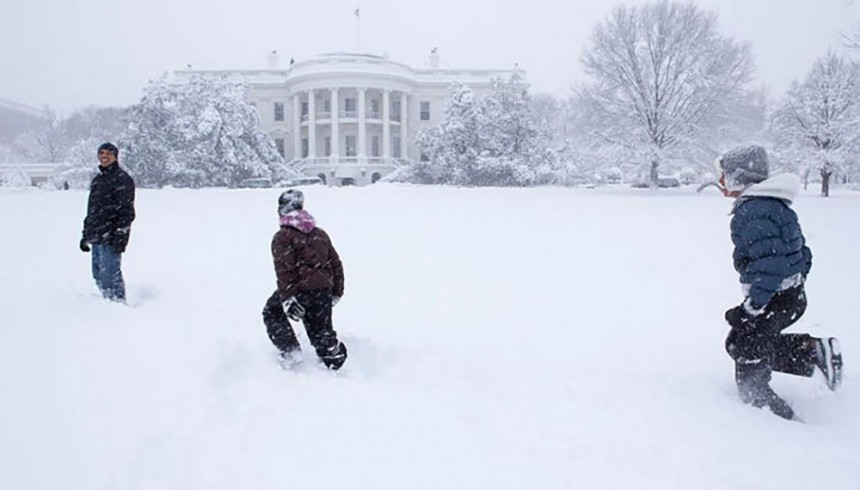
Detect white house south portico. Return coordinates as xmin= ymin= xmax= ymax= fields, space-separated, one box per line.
xmin=173 ymin=51 xmax=520 ymax=186
xmin=288 ymin=54 xmax=415 ymax=185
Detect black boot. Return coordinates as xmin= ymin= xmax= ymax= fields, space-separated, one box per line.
xmin=319 ymin=341 xmax=348 ymax=370
xmin=736 ymin=361 xmax=794 ymax=420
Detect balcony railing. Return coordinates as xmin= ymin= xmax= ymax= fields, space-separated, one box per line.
xmin=299 ymin=112 xmax=403 ymax=123
xmin=288 ymin=156 xmax=408 ymax=168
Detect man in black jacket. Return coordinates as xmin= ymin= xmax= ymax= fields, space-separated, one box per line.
xmin=80 ymin=142 xmax=136 ymax=302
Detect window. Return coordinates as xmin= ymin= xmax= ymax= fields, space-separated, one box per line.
xmin=420 ymin=101 xmax=430 ymax=121
xmin=324 ymin=99 xmax=331 ymax=113
xmin=370 ymin=99 xmax=380 ymax=117
xmin=371 ymin=136 xmax=380 ymax=157
xmin=301 ymin=138 xmax=309 ymax=158
xmin=391 ymin=100 xmax=401 ymax=121
xmin=393 ymin=137 xmax=402 ymax=158
xmin=274 ymin=138 xmax=285 ymax=157
xmin=324 ymin=137 xmax=331 ymax=157
xmin=274 ymin=102 xmax=284 ymax=122
xmin=345 ymin=135 xmax=356 ymax=157
xmin=344 ymin=97 xmax=356 ymax=117
xmin=301 ymin=101 xmax=308 ymax=116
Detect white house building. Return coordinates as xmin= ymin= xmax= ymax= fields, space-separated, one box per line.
xmin=172 ymin=51 xmax=522 ymax=186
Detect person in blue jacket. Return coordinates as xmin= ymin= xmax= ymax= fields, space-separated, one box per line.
xmin=717 ymin=145 xmax=842 ymax=420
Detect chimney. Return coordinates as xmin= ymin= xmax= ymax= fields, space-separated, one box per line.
xmin=429 ymin=47 xmax=440 ymax=69
xmin=267 ymin=50 xmax=279 ymax=69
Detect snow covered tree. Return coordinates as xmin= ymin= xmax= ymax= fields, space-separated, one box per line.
xmin=50 ymin=106 xmax=129 ymax=189
xmin=121 ymin=75 xmax=284 ymax=188
xmin=0 ymin=165 xmax=31 ymax=187
xmin=770 ymin=52 xmax=860 ymax=196
xmin=409 ymin=75 xmax=555 ymax=187
xmin=530 ymin=94 xmax=585 ymax=184
xmin=578 ymin=0 xmax=756 ymax=188
xmin=13 ymin=108 xmax=68 ymax=163
xmin=481 ymin=74 xmax=556 ymax=184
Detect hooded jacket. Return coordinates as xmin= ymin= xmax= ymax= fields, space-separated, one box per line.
xmin=730 ymin=173 xmax=812 ymax=309
xmin=272 ymin=210 xmax=344 ymax=302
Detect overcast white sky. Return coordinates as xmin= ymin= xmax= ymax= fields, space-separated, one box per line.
xmin=1 ymin=0 xmax=858 ymax=113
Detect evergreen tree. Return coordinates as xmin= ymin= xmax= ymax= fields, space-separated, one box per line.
xmin=122 ymin=75 xmax=284 ymax=188
xmin=408 ymin=75 xmax=555 ymax=186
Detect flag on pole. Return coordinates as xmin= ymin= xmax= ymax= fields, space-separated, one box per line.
xmin=355 ymin=7 xmax=360 ymax=17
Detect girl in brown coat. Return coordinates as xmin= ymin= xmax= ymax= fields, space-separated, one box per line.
xmin=262 ymin=189 xmax=347 ymax=370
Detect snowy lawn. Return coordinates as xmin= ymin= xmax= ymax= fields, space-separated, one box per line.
xmin=1 ymin=183 xmax=857 ymax=489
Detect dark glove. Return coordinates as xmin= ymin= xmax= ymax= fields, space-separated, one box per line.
xmin=724 ymin=300 xmax=764 ymax=330
xmin=79 ymin=238 xmax=91 ymax=252
xmin=282 ymin=297 xmax=306 ymax=321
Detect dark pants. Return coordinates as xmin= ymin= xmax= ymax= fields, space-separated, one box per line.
xmin=725 ymin=285 xmax=816 ymax=391
xmin=263 ymin=288 xmax=340 ymax=358
xmin=91 ymin=243 xmax=126 ymax=302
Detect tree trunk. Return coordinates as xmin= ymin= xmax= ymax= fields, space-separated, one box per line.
xmin=649 ymin=159 xmax=659 ymax=190
xmin=820 ymin=168 xmax=831 ymax=197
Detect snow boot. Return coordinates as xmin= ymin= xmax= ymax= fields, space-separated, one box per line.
xmin=277 ymin=348 xmax=304 ymax=370
xmin=319 ymin=341 xmax=347 ymax=370
xmin=736 ymin=360 xmax=795 ymax=420
xmin=813 ymin=337 xmax=843 ymax=391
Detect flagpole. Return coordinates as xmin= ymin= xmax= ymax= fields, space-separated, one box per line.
xmin=355 ymin=5 xmax=361 ymax=51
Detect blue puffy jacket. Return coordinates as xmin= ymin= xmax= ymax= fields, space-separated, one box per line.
xmin=730 ymin=190 xmax=812 ymax=309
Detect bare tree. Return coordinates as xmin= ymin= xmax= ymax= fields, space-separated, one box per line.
xmin=578 ymin=0 xmax=755 ymax=188
xmin=843 ymin=26 xmax=860 ymax=50
xmin=770 ymin=52 xmax=860 ymax=197
xmin=13 ymin=107 xmax=67 ymax=163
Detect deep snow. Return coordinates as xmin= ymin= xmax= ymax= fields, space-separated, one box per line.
xmin=1 ymin=183 xmax=857 ymax=489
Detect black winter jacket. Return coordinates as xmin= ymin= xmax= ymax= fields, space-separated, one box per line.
xmin=82 ymin=162 xmax=136 ymax=252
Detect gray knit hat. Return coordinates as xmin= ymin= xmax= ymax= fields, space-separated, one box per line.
xmin=718 ymin=145 xmax=769 ymax=190
xmin=278 ymin=189 xmax=304 ymax=215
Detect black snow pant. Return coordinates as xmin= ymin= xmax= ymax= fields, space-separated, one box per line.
xmin=725 ymin=285 xmax=817 ymax=397
xmin=263 ymin=288 xmax=341 ymax=359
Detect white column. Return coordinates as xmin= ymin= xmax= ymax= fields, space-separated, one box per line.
xmin=308 ymin=89 xmax=316 ymax=158
xmin=358 ymin=87 xmax=367 ymax=160
xmin=330 ymin=88 xmax=339 ymax=162
xmin=382 ymin=89 xmax=391 ymax=159
xmin=292 ymin=94 xmax=301 ymax=160
xmin=400 ymin=93 xmax=408 ymax=159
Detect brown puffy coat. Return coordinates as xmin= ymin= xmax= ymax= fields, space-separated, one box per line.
xmin=272 ymin=217 xmax=344 ymax=301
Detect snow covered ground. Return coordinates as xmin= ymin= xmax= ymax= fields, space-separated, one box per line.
xmin=1 ymin=183 xmax=858 ymax=490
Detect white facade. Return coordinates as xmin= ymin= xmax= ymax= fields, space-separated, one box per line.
xmin=172 ymin=52 xmax=521 ymax=186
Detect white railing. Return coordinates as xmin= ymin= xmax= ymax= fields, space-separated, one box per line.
xmin=299 ymin=112 xmax=401 ymax=124
xmin=288 ymin=157 xmax=409 ymax=169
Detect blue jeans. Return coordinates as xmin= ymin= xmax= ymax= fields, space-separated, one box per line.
xmin=91 ymin=243 xmax=126 ymax=302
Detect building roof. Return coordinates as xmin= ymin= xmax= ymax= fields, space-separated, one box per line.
xmin=0 ymin=98 xmax=47 ymax=119
xmin=170 ymin=52 xmax=523 ymax=90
